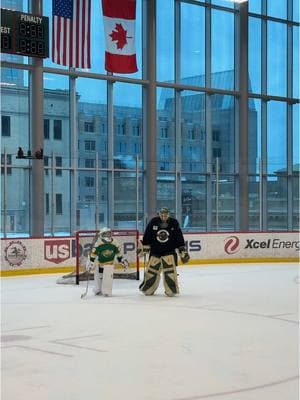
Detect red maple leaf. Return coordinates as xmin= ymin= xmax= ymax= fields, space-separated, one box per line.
xmin=109 ymin=23 xmax=132 ymax=50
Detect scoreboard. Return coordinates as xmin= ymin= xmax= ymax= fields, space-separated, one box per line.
xmin=1 ymin=8 xmax=49 ymax=58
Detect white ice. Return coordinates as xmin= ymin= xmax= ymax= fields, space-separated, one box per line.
xmin=1 ymin=263 xmax=299 ymax=400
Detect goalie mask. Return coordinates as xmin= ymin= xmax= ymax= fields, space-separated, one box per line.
xmin=99 ymin=227 xmax=112 ymax=243
xmin=159 ymin=207 xmax=170 ymax=228
xmin=159 ymin=207 xmax=170 ymax=222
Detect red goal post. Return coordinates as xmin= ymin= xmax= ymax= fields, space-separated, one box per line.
xmin=75 ymin=229 xmax=140 ymax=284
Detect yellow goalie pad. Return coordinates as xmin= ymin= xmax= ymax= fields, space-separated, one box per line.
xmin=139 ymin=254 xmax=179 ymax=296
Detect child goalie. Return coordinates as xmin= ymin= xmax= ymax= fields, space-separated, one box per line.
xmin=86 ymin=227 xmax=129 ymax=296
xmin=138 ymin=207 xmax=190 ymax=297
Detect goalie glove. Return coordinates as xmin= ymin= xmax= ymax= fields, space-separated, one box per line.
xmin=86 ymin=260 xmax=94 ymax=272
xmin=137 ymin=242 xmax=150 ymax=257
xmin=117 ymin=256 xmax=129 ymax=270
xmin=178 ymin=246 xmax=190 ymax=264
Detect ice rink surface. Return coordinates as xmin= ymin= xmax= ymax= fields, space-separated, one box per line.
xmin=1 ymin=262 xmax=299 ymax=400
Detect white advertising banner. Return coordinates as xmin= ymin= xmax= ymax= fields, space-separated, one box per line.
xmin=185 ymin=232 xmax=300 ymax=261
xmin=1 ymin=237 xmax=76 ymax=273
xmin=1 ymin=232 xmax=299 ymax=275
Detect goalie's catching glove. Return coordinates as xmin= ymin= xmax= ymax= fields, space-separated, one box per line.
xmin=178 ymin=246 xmax=190 ymax=264
xmin=117 ymin=256 xmax=129 ymax=270
xmin=86 ymin=260 xmax=94 ymax=272
xmin=137 ymin=241 xmax=150 ymax=257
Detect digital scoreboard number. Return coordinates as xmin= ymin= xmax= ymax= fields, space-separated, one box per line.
xmin=1 ymin=8 xmax=49 ymax=58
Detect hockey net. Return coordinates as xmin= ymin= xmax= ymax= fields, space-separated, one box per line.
xmin=57 ymin=229 xmax=140 ymax=284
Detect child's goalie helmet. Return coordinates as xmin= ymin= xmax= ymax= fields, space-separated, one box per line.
xmin=99 ymin=227 xmax=112 ymax=243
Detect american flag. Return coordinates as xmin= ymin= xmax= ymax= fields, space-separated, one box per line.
xmin=52 ymin=0 xmax=91 ymax=69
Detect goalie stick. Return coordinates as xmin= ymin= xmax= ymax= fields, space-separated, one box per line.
xmin=80 ymin=231 xmax=99 ymax=298
xmin=81 ymin=260 xmax=92 ymax=299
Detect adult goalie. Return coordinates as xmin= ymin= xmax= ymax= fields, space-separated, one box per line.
xmin=86 ymin=227 xmax=129 ymax=296
xmin=138 ymin=207 xmax=190 ymax=297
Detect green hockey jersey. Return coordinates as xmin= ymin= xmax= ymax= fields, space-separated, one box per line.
xmin=90 ymin=241 xmax=121 ymax=264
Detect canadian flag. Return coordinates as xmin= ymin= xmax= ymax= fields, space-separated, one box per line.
xmin=102 ymin=0 xmax=138 ymax=74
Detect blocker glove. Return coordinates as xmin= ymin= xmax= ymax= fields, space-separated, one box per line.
xmin=178 ymin=246 xmax=190 ymax=264
xmin=137 ymin=241 xmax=150 ymax=257
xmin=117 ymin=256 xmax=129 ymax=270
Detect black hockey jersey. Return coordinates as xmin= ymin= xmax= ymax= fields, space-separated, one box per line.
xmin=142 ymin=216 xmax=185 ymax=257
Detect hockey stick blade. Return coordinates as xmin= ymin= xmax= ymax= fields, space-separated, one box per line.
xmin=81 ymin=291 xmax=88 ymax=299
xmin=81 ymin=275 xmax=90 ymax=299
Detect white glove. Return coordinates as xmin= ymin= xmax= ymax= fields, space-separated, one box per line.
xmin=117 ymin=256 xmax=129 ymax=270
xmin=86 ymin=260 xmax=94 ymax=272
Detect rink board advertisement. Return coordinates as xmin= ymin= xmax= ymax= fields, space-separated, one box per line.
xmin=0 ymin=232 xmax=299 ymax=276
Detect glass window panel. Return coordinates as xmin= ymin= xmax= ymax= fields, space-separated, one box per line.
xmin=248 ymin=98 xmax=261 ymax=174
xmin=1 ymin=67 xmax=26 ymax=86
xmin=1 ymin=69 xmax=30 ymax=237
xmin=114 ymin=171 xmax=142 ymax=228
xmin=267 ymin=101 xmax=287 ymax=174
xmin=212 ymin=175 xmax=235 ymax=231
xmin=292 ymin=176 xmax=299 ymax=230
xmin=180 ymin=3 xmax=205 ymax=82
xmin=293 ymin=27 xmax=299 ymax=99
xmin=249 ymin=0 xmax=262 ymax=14
xmin=211 ymin=10 xmax=234 ymax=90
xmin=267 ymin=0 xmax=287 ymax=19
xmin=157 ymin=0 xmax=174 ymax=82
xmin=294 ymin=0 xmax=300 ymax=22
xmin=74 ymin=78 xmax=107 ymax=231
xmin=77 ymin=78 xmax=107 ymax=166
xmin=77 ymin=170 xmax=96 ymax=230
xmin=211 ymin=94 xmax=235 ymax=173
xmin=212 ymin=0 xmax=234 ymax=8
xmin=157 ymin=173 xmax=176 ymax=213
xmin=248 ymin=176 xmax=260 ymax=231
xmin=43 ymin=74 xmax=70 ymax=235
xmin=113 ymin=83 xmax=142 ymax=169
xmin=293 ymin=104 xmax=299 ymax=167
xmin=267 ymin=22 xmax=287 ymax=97
xmin=248 ymin=99 xmax=262 ymax=232
xmin=157 ymin=88 xmax=175 ymax=171
xmin=43 ymin=69 xmax=70 ymax=184
xmin=182 ymin=174 xmax=207 ymax=231
xmin=98 ymin=171 xmax=108 ymax=227
xmin=267 ymin=176 xmax=288 ymax=230
xmin=249 ymin=17 xmax=261 ymax=94
xmin=181 ymin=90 xmax=206 ymax=173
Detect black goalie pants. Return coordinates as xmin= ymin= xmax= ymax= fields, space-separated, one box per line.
xmin=139 ymin=254 xmax=179 ymax=296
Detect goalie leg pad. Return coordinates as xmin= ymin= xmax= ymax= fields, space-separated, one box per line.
xmin=162 ymin=255 xmax=179 ymax=296
xmin=102 ymin=264 xmax=114 ymax=296
xmin=94 ymin=266 xmax=103 ymax=295
xmin=139 ymin=256 xmax=162 ymax=295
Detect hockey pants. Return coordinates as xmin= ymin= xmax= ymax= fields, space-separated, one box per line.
xmin=139 ymin=254 xmax=179 ymax=296
xmin=94 ymin=264 xmax=114 ymax=296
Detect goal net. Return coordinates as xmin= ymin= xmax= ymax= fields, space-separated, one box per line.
xmin=57 ymin=229 xmax=140 ymax=284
